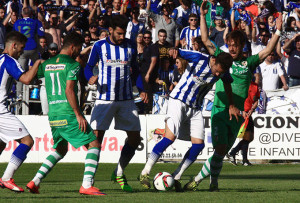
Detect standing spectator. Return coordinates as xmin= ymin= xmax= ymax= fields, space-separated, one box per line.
xmin=289 ymin=0 xmax=300 ymax=30
xmin=283 ymin=33 xmax=300 ymax=87
xmin=171 ymin=57 xmax=188 ymax=90
xmin=125 ymin=7 xmax=145 ymax=44
xmin=14 ymin=7 xmax=44 ymax=100
xmin=112 ymin=0 xmax=122 ymax=15
xmin=210 ymin=15 xmax=225 ymax=47
xmin=203 ymin=0 xmax=224 ymax=28
xmin=171 ymin=0 xmax=191 ymax=29
xmin=4 ymin=11 xmax=18 ymax=33
xmin=257 ymin=51 xmax=289 ymax=91
xmin=180 ymin=13 xmax=201 ymax=50
xmin=147 ymin=3 xmax=180 ymax=46
xmin=251 ymin=28 xmax=270 ymax=55
xmin=140 ymin=30 xmax=158 ymax=113
xmin=89 ymin=22 xmax=99 ymax=44
xmin=137 ymin=0 xmax=149 ymax=26
xmin=148 ymin=17 xmax=157 ymax=43
xmin=136 ymin=33 xmax=145 ymax=69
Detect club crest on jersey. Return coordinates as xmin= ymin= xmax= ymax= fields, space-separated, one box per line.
xmin=192 ymin=75 xmax=207 ymax=85
xmin=242 ymin=61 xmax=248 ymax=67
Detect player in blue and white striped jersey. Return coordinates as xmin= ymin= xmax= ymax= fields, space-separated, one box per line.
xmin=84 ymin=15 xmax=147 ymax=193
xmin=0 ymin=31 xmax=42 ymax=193
xmin=139 ymin=48 xmax=240 ymax=191
xmin=180 ymin=14 xmax=201 ymax=50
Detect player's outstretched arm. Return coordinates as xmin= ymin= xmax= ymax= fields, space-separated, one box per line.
xmin=200 ymin=0 xmax=216 ymax=56
xmin=19 ymin=59 xmax=42 ymax=85
xmin=66 ymin=80 xmax=87 ymax=133
xmin=258 ymin=13 xmax=283 ymax=63
xmin=223 ymin=82 xmax=241 ymax=122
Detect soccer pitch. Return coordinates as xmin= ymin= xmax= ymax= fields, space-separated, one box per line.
xmin=0 ymin=163 xmax=300 ymax=202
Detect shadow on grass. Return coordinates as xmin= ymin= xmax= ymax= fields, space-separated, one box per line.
xmin=221 ymin=174 xmax=300 ymax=180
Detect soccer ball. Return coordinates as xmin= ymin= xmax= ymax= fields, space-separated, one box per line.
xmin=153 ymin=172 xmax=175 ymax=191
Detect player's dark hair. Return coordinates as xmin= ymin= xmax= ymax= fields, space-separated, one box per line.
xmin=215 ymin=52 xmax=233 ymax=71
xmin=5 ymin=31 xmax=27 ymax=45
xmin=110 ymin=15 xmax=129 ymax=31
xmin=226 ymin=30 xmax=246 ymax=48
xmin=62 ymin=31 xmax=84 ymax=49
xmin=158 ymin=29 xmax=167 ymax=35
xmin=181 ymin=0 xmax=191 ymax=7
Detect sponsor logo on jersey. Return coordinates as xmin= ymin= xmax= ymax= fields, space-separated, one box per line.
xmin=106 ymin=59 xmax=128 ymax=66
xmin=192 ymin=75 xmax=207 ymax=85
xmin=49 ymin=119 xmax=68 ymax=127
xmin=45 ymin=64 xmax=66 ymax=71
xmin=49 ymin=99 xmax=68 ymax=104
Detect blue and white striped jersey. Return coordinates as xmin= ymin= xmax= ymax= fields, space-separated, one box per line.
xmin=0 ymin=54 xmax=24 ymax=112
xmin=170 ymin=49 xmax=232 ymax=108
xmin=180 ymin=26 xmax=201 ymax=50
xmin=85 ymin=37 xmax=137 ymax=101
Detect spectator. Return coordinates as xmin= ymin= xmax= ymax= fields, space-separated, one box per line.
xmin=140 ymin=30 xmax=158 ymax=113
xmin=147 ymin=17 xmax=157 ymax=43
xmin=14 ymin=7 xmax=44 ymax=100
xmin=4 ymin=11 xmax=18 ymax=33
xmin=289 ymin=0 xmax=300 ymax=30
xmin=155 ymin=57 xmax=172 ymax=94
xmin=125 ymin=7 xmax=145 ymax=44
xmin=137 ymin=0 xmax=149 ymax=26
xmin=97 ymin=15 xmax=108 ymax=32
xmin=147 ymin=3 xmax=179 ymax=46
xmin=171 ymin=0 xmax=191 ymax=29
xmin=180 ymin=13 xmax=201 ymax=50
xmin=251 ymin=28 xmax=270 ymax=55
xmin=171 ymin=57 xmax=188 ymax=91
xmin=112 ymin=0 xmax=122 ymax=15
xmin=83 ymin=31 xmax=92 ymax=48
xmin=257 ymin=51 xmax=289 ymax=91
xmin=210 ymin=15 xmax=225 ymax=47
xmin=283 ymin=33 xmax=300 ymax=87
xmin=136 ymin=33 xmax=145 ymax=69
xmin=48 ymin=43 xmax=59 ymax=58
xmin=99 ymin=29 xmax=109 ymax=39
xmin=89 ymin=22 xmax=99 ymax=44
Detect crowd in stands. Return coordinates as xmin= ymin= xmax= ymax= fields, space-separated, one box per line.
xmin=1 ymin=0 xmax=300 ymax=115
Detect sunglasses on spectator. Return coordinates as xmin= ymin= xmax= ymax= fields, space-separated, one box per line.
xmin=90 ymin=26 xmax=97 ymax=28
xmin=189 ymin=19 xmax=197 ymax=21
xmin=144 ymin=37 xmax=151 ymax=39
xmin=260 ymin=34 xmax=270 ymax=37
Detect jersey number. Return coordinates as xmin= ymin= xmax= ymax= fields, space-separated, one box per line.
xmin=50 ymin=72 xmax=62 ymax=95
xmin=18 ymin=26 xmax=31 ymax=38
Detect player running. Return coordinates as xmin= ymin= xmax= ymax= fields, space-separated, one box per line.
xmin=184 ymin=0 xmax=283 ymax=192
xmin=0 ymin=31 xmax=42 ymax=192
xmin=84 ymin=15 xmax=148 ymax=193
xmin=138 ymin=46 xmax=241 ymax=191
xmin=26 ymin=32 xmax=105 ymax=196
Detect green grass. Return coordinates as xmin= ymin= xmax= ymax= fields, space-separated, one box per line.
xmin=0 ymin=162 xmax=300 ymax=202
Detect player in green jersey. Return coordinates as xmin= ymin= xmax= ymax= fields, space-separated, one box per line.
xmin=184 ymin=0 xmax=283 ymax=192
xmin=26 ymin=32 xmax=105 ymax=196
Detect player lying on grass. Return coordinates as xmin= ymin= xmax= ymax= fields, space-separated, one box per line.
xmin=0 ymin=31 xmax=42 ymax=193
xmin=26 ymin=32 xmax=105 ymax=196
xmin=138 ymin=45 xmax=241 ymax=191
xmin=184 ymin=0 xmax=283 ymax=192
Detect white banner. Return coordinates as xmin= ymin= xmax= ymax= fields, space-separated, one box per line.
xmin=265 ymin=86 xmax=300 ymax=114
xmin=0 ymin=115 xmax=147 ymax=163
xmin=146 ymin=114 xmax=300 ymax=160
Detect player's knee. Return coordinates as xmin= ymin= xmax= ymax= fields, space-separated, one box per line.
xmin=20 ymin=135 xmax=34 ymax=148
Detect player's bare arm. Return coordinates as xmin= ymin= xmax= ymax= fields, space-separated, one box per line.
xmin=200 ymin=0 xmax=216 ymax=55
xmin=258 ymin=13 xmax=283 ymax=63
xmin=223 ymin=82 xmax=241 ymax=122
xmin=65 ymin=80 xmax=87 ymax=133
xmin=19 ymin=59 xmax=42 ymax=85
xmin=88 ymin=75 xmax=98 ymax=85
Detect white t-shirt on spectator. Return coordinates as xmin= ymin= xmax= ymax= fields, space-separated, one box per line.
xmin=258 ymin=61 xmax=284 ymax=91
xmin=251 ymin=41 xmax=266 ymax=55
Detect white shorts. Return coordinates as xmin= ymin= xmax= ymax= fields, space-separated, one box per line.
xmin=0 ymin=112 xmax=29 ymax=143
xmin=165 ymin=98 xmax=204 ymax=140
xmin=90 ymin=100 xmax=141 ymax=131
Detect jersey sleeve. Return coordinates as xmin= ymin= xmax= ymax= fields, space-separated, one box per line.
xmin=85 ymin=42 xmax=101 ymax=80
xmin=277 ymin=63 xmax=284 ymax=76
xmin=171 ymin=8 xmax=178 ymax=19
xmin=67 ymin=62 xmax=80 ymax=81
xmin=37 ymin=20 xmax=45 ymax=37
xmin=179 ymin=48 xmax=207 ymax=62
xmin=220 ymin=70 xmax=233 ymax=84
xmin=37 ymin=63 xmax=45 ymax=79
xmin=6 ymin=59 xmax=24 ymax=81
xmin=180 ymin=28 xmax=187 ymax=40
xmin=247 ymin=54 xmax=260 ymax=72
xmin=213 ymin=45 xmax=223 ymax=57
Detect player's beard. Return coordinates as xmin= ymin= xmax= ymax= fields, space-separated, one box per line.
xmin=112 ymin=33 xmax=123 ymax=45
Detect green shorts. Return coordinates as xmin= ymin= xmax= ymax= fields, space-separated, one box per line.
xmin=211 ymin=106 xmax=244 ymax=151
xmin=49 ymin=115 xmax=96 ymax=149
